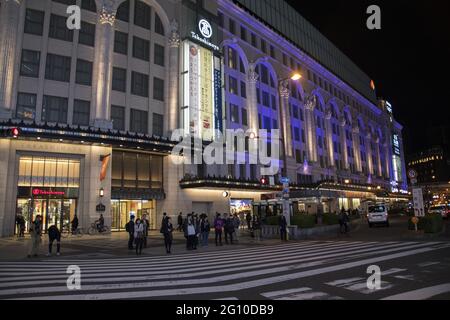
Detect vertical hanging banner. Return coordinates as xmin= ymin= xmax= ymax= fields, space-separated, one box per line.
xmin=100 ymin=154 xmax=111 ymax=182
xmin=189 ymin=44 xmax=200 ymax=138
xmin=214 ymin=55 xmax=223 ymax=134
xmin=200 ymin=47 xmax=213 ymax=141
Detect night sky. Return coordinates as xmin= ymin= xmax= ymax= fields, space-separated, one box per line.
xmin=284 ymin=0 xmax=450 ymax=156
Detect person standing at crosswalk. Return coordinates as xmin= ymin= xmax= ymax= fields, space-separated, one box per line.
xmin=27 ymin=215 xmax=42 ymax=258
xmin=252 ymin=215 xmax=261 ymax=241
xmin=134 ymin=218 xmax=144 ymax=256
xmin=125 ymin=215 xmax=135 ymax=250
xmin=142 ymin=214 xmax=150 ymax=248
xmin=214 ymin=213 xmax=224 ymax=246
xmin=161 ymin=216 xmax=173 ymax=254
xmin=279 ymin=214 xmax=288 ymax=241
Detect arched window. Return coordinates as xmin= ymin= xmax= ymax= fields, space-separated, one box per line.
xmin=255 ymin=62 xmax=278 ymax=130
xmin=81 ymin=0 xmax=97 ymax=12
xmin=134 ymin=0 xmax=151 ymax=30
xmin=154 ymin=13 xmax=165 ymax=35
xmin=116 ymin=0 xmax=130 ymax=22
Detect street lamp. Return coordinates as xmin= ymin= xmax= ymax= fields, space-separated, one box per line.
xmin=279 ymin=71 xmax=302 ymax=178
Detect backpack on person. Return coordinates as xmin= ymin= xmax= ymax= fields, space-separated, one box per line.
xmin=125 ymin=222 xmax=130 ymax=233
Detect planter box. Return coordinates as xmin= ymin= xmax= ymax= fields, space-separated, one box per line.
xmin=262 ymin=220 xmax=359 ymax=240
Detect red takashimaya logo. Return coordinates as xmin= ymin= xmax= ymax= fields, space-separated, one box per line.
xmin=32 ymin=189 xmax=65 ymax=196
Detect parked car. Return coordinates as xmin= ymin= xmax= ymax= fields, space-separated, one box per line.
xmin=367 ymin=204 xmax=390 ymax=228
xmin=428 ymin=205 xmax=449 ymax=219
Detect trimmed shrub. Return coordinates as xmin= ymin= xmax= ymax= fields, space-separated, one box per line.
xmin=421 ymin=214 xmax=444 ymax=234
xmin=408 ymin=214 xmax=443 ymax=233
xmin=292 ymin=215 xmax=316 ymax=229
xmin=323 ymin=213 xmax=340 ymax=226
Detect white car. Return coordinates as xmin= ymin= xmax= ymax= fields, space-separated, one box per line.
xmin=428 ymin=205 xmax=449 ymax=219
xmin=367 ymin=205 xmax=390 ymax=228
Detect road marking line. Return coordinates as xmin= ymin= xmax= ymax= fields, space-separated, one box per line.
xmin=7 ymin=244 xmax=447 ymax=300
xmin=382 ymin=283 xmax=450 ymax=300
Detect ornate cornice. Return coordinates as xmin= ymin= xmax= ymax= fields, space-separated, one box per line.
xmin=168 ymin=19 xmax=180 ymax=48
xmin=279 ymin=80 xmax=290 ymax=99
xmin=247 ymin=63 xmax=259 ymax=83
xmin=99 ymin=2 xmax=116 ymax=26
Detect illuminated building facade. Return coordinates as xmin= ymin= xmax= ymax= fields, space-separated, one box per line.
xmin=0 ymin=0 xmax=407 ymax=236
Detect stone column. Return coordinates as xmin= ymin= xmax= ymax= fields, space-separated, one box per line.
xmin=324 ymin=111 xmax=334 ymax=167
xmin=166 ymin=19 xmax=180 ymax=137
xmin=0 ymin=0 xmax=22 ymax=119
xmin=375 ymin=137 xmax=383 ymax=177
xmin=304 ymin=95 xmax=318 ymax=163
xmin=92 ymin=2 xmax=116 ymax=129
xmin=339 ymin=117 xmax=349 ymax=170
xmin=352 ymin=125 xmax=362 ymax=173
xmin=246 ymin=63 xmax=259 ymax=135
xmin=365 ymin=133 xmax=373 ymax=175
xmin=279 ymin=80 xmax=292 ymax=158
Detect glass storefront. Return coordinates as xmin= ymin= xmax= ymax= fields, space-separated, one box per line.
xmin=15 ymin=156 xmax=80 ymax=233
xmin=111 ymin=200 xmax=156 ymax=231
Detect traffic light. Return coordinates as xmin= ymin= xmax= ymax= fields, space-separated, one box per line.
xmin=260 ymin=177 xmax=268 ymax=185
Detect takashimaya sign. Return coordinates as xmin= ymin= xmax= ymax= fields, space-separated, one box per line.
xmin=190 ymin=18 xmax=219 ymax=51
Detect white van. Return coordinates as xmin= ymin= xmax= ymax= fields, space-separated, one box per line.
xmin=367 ymin=204 xmax=390 ymax=228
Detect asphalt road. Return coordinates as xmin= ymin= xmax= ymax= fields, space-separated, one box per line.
xmin=0 ymin=216 xmax=449 ymax=300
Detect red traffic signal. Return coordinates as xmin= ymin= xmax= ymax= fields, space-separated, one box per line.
xmin=260 ymin=177 xmax=268 ymax=185
xmin=11 ymin=128 xmax=20 ymax=137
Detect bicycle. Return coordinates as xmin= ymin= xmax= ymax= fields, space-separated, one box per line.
xmin=61 ymin=224 xmax=83 ymax=238
xmin=87 ymin=223 xmax=110 ymax=235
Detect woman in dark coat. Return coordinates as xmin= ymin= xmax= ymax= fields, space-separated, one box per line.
xmin=161 ymin=217 xmax=174 ymax=254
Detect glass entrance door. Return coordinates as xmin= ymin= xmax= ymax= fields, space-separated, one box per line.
xmin=47 ymin=199 xmax=62 ymax=230
xmin=31 ymin=199 xmax=47 ymax=231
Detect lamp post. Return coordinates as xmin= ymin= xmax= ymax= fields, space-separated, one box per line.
xmin=278 ymin=71 xmax=302 ymax=230
xmin=278 ymin=71 xmax=302 ymax=178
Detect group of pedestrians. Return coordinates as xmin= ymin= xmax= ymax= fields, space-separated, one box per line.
xmin=125 ymin=214 xmax=150 ymax=255
xmin=26 ymin=215 xmax=61 ymax=258
xmin=182 ymin=213 xmax=210 ymax=250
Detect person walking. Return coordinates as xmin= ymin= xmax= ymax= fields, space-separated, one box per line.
xmin=161 ymin=217 xmax=174 ymax=254
xmin=246 ymin=212 xmax=252 ymax=230
xmin=183 ymin=214 xmax=191 ymax=250
xmin=186 ymin=216 xmax=196 ymax=250
xmin=200 ymin=215 xmax=210 ymax=247
xmin=126 ymin=215 xmax=135 ymax=250
xmin=232 ymin=214 xmax=240 ymax=243
xmin=252 ymin=215 xmax=261 ymax=241
xmin=71 ymin=214 xmax=79 ymax=235
xmin=142 ymin=214 xmax=149 ymax=248
xmin=279 ymin=214 xmax=288 ymax=241
xmin=214 ymin=213 xmax=224 ymax=246
xmin=28 ymin=215 xmax=42 ymax=258
xmin=46 ymin=225 xmax=61 ymax=256
xmin=339 ymin=208 xmax=350 ymax=234
xmin=177 ymin=212 xmax=183 ymax=232
xmin=193 ymin=214 xmax=200 ymax=250
xmin=224 ymin=214 xmax=235 ymax=245
xmin=16 ymin=214 xmax=25 ymax=237
xmin=134 ymin=218 xmax=144 ymax=255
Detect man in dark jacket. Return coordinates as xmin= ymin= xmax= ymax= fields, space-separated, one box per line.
xmin=224 ymin=214 xmax=235 ymax=245
xmin=126 ymin=215 xmax=135 ymax=250
xmin=279 ymin=214 xmax=288 ymax=241
xmin=47 ymin=225 xmax=61 ymax=256
xmin=71 ymin=214 xmax=79 ymax=235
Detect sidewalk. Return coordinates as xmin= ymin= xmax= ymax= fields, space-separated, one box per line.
xmin=0 ymin=229 xmax=284 ymax=261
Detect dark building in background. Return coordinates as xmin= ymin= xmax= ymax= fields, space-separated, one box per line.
xmin=407 ymin=147 xmax=450 ymax=185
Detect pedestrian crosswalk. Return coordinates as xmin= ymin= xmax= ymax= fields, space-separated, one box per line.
xmin=0 ymin=240 xmax=449 ymax=300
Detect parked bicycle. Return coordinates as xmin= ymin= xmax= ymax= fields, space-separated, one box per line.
xmin=87 ymin=222 xmax=110 ymax=235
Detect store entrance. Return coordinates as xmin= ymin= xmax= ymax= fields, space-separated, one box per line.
xmin=111 ymin=200 xmax=157 ymax=231
xmin=16 ymin=198 xmax=77 ymax=233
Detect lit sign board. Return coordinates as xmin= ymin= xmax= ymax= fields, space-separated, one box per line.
xmin=386 ymin=101 xmax=393 ymax=114
xmin=182 ymin=41 xmax=222 ymax=141
xmin=32 ymin=189 xmax=65 ymax=196
xmin=190 ymin=18 xmax=219 ymax=52
xmin=392 ymin=134 xmax=400 ymax=156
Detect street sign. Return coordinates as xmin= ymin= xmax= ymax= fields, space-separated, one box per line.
xmin=412 ymin=188 xmax=425 ymax=217
xmin=408 ymin=169 xmax=418 ymax=180
xmin=281 ymin=177 xmax=290 ymax=184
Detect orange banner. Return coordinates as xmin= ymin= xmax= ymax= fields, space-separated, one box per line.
xmin=100 ymin=154 xmax=111 ymax=182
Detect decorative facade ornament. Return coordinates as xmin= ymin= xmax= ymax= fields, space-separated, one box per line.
xmin=4 ymin=0 xmax=22 ymax=5
xmin=352 ymin=123 xmax=360 ymax=134
xmin=304 ymin=94 xmax=317 ymax=111
xmin=324 ymin=110 xmax=332 ymax=120
xmin=279 ymin=80 xmax=290 ymax=99
xmin=99 ymin=1 xmax=116 ymax=26
xmin=339 ymin=116 xmax=346 ymax=127
xmin=168 ymin=19 xmax=180 ymax=48
xmin=247 ymin=63 xmax=259 ymax=83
